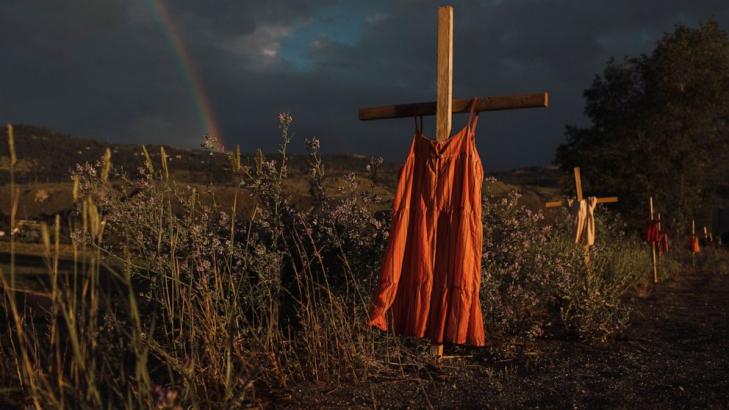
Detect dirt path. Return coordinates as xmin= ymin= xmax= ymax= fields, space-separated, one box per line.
xmin=291 ymin=270 xmax=729 ymax=409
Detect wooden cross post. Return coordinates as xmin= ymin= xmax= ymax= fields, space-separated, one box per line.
xmin=649 ymin=196 xmax=658 ymax=284
xmin=358 ymin=5 xmax=548 ymax=358
xmin=436 ymin=5 xmax=453 ymax=141
xmin=657 ymin=213 xmax=661 ymax=232
xmin=703 ymin=225 xmax=713 ymax=244
xmin=658 ymin=211 xmax=663 ymax=270
xmin=691 ymin=219 xmax=696 ymax=267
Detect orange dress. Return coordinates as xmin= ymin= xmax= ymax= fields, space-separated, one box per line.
xmin=368 ymin=100 xmax=485 ymax=346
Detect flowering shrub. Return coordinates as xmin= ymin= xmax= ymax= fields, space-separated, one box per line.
xmin=481 ymin=182 xmax=647 ymax=344
xmin=481 ymin=183 xmax=565 ymax=340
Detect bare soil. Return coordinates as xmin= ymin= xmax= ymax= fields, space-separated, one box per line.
xmin=281 ymin=270 xmax=729 ymax=409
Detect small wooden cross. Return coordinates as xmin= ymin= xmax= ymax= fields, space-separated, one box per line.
xmin=691 ymin=219 xmax=697 ymax=266
xmin=649 ymin=196 xmax=658 ymax=284
xmin=545 ymin=166 xmax=618 ymax=268
xmin=545 ymin=167 xmax=618 ymax=208
xmin=358 ymin=5 xmax=548 ymax=358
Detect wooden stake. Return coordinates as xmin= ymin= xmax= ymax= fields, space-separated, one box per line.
xmin=576 ymin=166 xmax=589 ymax=265
xmin=692 ymin=219 xmax=696 ymax=267
xmin=574 ymin=167 xmax=584 ymax=202
xmin=436 ymin=5 xmax=453 ymax=142
xmin=704 ymin=225 xmax=713 ymax=247
xmin=650 ymin=196 xmax=658 ymax=284
xmin=429 ymin=344 xmax=444 ymax=358
xmin=658 ymin=212 xmax=663 ymax=270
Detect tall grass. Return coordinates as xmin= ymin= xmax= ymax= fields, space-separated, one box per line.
xmin=0 ymin=117 xmax=413 ymax=408
xmin=0 ymin=118 xmax=690 ymax=407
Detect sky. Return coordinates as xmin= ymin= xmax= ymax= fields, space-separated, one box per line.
xmin=2 ymin=0 xmax=729 ymax=170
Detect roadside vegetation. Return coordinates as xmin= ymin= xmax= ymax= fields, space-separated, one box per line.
xmin=1 ymin=116 xmax=693 ymax=408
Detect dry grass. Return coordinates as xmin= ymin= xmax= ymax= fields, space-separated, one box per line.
xmin=0 ymin=121 xmax=422 ymax=409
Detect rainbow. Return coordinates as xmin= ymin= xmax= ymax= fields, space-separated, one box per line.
xmin=148 ymin=0 xmax=224 ymax=149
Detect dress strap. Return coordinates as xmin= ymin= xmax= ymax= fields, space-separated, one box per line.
xmin=467 ymin=97 xmax=479 ymax=135
xmin=413 ymin=113 xmax=424 ymax=135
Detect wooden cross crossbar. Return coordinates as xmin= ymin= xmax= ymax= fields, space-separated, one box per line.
xmin=358 ymin=93 xmax=549 ymax=121
xmin=545 ymin=167 xmax=618 ymax=208
xmin=357 ymin=5 xmax=548 ymax=142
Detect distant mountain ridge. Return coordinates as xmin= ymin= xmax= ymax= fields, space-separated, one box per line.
xmin=0 ymin=124 xmax=403 ymax=185
xmin=1 ymin=124 xmax=562 ymax=188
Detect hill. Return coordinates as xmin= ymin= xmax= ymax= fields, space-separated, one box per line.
xmin=0 ymin=124 xmax=404 ymax=185
xmin=0 ymin=124 xmax=562 ymax=220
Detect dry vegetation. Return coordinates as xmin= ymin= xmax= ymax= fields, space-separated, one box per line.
xmin=0 ymin=119 xmax=725 ymax=408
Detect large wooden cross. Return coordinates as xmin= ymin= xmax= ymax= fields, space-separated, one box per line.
xmin=358 ymin=5 xmax=548 ymax=358
xmin=690 ymin=218 xmax=697 ymax=266
xmin=545 ymin=167 xmax=618 ymax=208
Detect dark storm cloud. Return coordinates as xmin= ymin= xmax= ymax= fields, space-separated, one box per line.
xmin=0 ymin=0 xmax=336 ymax=145
xmin=2 ymin=1 xmax=729 ymax=169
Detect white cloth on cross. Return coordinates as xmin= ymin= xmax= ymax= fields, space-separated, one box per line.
xmin=568 ymin=196 xmax=597 ymax=247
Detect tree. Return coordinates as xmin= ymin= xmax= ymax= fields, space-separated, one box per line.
xmin=556 ymin=20 xmax=729 ymax=232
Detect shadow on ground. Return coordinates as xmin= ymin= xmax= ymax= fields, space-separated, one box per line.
xmin=285 ymin=270 xmax=729 ymax=409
